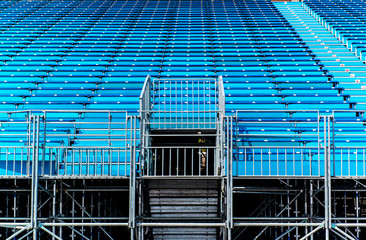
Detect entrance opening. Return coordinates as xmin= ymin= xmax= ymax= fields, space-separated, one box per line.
xmin=151 ymin=130 xmax=216 ymax=176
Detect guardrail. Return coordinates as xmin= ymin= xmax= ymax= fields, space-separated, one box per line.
xmin=1 ymin=108 xmax=366 ymax=178
xmin=140 ymin=76 xmax=224 ymax=130
xmin=139 ymin=76 xmax=226 ymax=177
xmin=143 ymin=145 xmax=217 ymax=177
xmin=332 ymin=110 xmax=366 ymax=177
xmin=234 ymin=110 xmax=324 ymax=177
xmin=0 ymin=110 xmax=138 ymax=178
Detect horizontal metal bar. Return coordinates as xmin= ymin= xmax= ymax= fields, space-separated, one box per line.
xmin=38 ymin=176 xmax=131 ymax=180
xmin=334 ymin=134 xmax=366 ymax=136
xmin=333 ymin=218 xmax=366 ymax=221
xmin=234 ymin=223 xmax=322 ymax=227
xmin=234 ymin=187 xmax=302 ymax=192
xmin=333 ymin=122 xmax=365 ymax=124
xmin=141 ymin=110 xmax=221 ymax=113
xmin=142 ymin=217 xmax=222 ymax=221
xmin=0 ymin=134 xmax=30 ymax=136
xmin=234 ymin=217 xmax=309 ymax=221
xmin=335 ymin=147 xmax=366 ymax=149
xmin=155 ymin=78 xmax=215 ymax=81
xmin=140 ymin=176 xmax=225 ymax=180
xmin=42 ymin=110 xmax=128 ymax=113
xmin=137 ymin=223 xmax=225 ymax=227
xmin=43 ymin=222 xmax=129 ymax=227
xmin=238 ymin=134 xmax=319 ymax=136
xmin=237 ymin=121 xmax=319 ymax=124
xmin=0 ymin=147 xmax=32 ymax=149
xmin=334 ymin=223 xmax=366 ymax=227
xmin=233 ymin=176 xmax=324 ymax=179
xmin=146 ymin=146 xmax=217 ymax=149
xmin=44 ymin=146 xmax=134 ymax=149
xmin=144 ymin=122 xmax=220 ymax=124
xmin=44 ymin=122 xmax=127 ymax=125
xmin=237 ymin=146 xmax=319 ymax=149
xmin=0 ymin=217 xmax=129 ymax=221
xmin=237 ymin=110 xmax=320 ymax=113
xmin=0 ymin=223 xmax=28 ymax=227
xmin=146 ymin=134 xmax=219 ymax=137
xmin=45 ymin=134 xmax=129 ymax=137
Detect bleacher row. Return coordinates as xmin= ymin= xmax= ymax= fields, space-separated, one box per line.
xmin=0 ymin=0 xmax=353 ymax=113
xmin=303 ymin=0 xmax=366 ymax=62
xmin=0 ymin=0 xmax=366 ymax=177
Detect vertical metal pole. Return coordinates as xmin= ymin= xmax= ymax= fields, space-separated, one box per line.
xmin=13 ymin=180 xmax=16 ymax=232
xmin=328 ymin=116 xmax=332 ymax=239
xmin=311 ymin=181 xmax=316 ymax=239
xmin=138 ymin=180 xmax=142 ymax=240
xmin=226 ymin=116 xmax=233 ymax=240
xmin=305 ymin=180 xmax=308 ymax=237
xmin=30 ymin=116 xmax=35 ymax=234
xmin=60 ymin=181 xmax=63 ymax=239
xmin=356 ymin=191 xmax=360 ymax=239
xmin=52 ymin=180 xmax=56 ymax=240
xmin=98 ymin=192 xmax=100 ymax=240
xmin=280 ymin=194 xmax=284 ymax=236
xmin=324 ymin=116 xmax=329 ymax=240
xmin=324 ymin=116 xmax=331 ymax=240
xmin=90 ymin=192 xmax=93 ymax=238
xmin=332 ymin=115 xmax=335 ymax=176
xmin=27 ymin=111 xmax=31 ymax=177
xmin=31 ymin=115 xmax=40 ymax=240
xmin=82 ymin=181 xmax=85 ymax=238
xmin=296 ymin=192 xmax=299 ymax=240
xmin=72 ymin=190 xmax=75 ymax=240
xmin=287 ymin=183 xmax=290 ymax=239
xmin=129 ymin=116 xmax=136 ymax=237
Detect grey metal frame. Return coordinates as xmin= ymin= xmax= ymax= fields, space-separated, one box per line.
xmin=3 ymin=83 xmax=366 ymax=239
xmin=0 ymin=110 xmax=137 ymax=239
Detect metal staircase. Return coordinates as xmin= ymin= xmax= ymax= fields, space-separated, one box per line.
xmin=139 ymin=75 xmax=226 ymax=177
xmin=135 ymin=75 xmax=232 ymax=240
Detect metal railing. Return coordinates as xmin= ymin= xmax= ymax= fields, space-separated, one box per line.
xmin=139 ymin=76 xmax=226 ymax=177
xmin=139 ymin=75 xmax=151 ymax=123
xmin=0 ymin=111 xmax=33 ymax=177
xmin=143 ymin=145 xmax=217 ymax=177
xmin=140 ymin=76 xmax=224 ymax=130
xmin=233 ymin=146 xmax=324 ymax=176
xmin=0 ymin=110 xmax=138 ymax=178
xmin=2 ymin=108 xmax=366 ymax=178
xmin=234 ymin=110 xmax=324 ymax=177
xmin=332 ymin=110 xmax=366 ymax=177
xmin=44 ymin=147 xmax=132 ymax=177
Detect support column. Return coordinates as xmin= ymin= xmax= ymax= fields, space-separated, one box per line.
xmin=30 ymin=115 xmax=40 ymax=239
xmin=323 ymin=116 xmax=332 ymax=239
xmin=129 ymin=116 xmax=137 ymax=239
xmin=52 ymin=180 xmax=56 ymax=240
xmin=226 ymin=116 xmax=233 ymax=240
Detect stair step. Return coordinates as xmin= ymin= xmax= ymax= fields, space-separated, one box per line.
xmin=146 ymin=179 xmax=221 ymax=239
xmin=149 ymin=198 xmax=218 ymax=205
xmin=149 ymin=189 xmax=218 ymax=197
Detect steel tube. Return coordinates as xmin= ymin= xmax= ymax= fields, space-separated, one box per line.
xmin=234 ymin=223 xmax=322 ymax=227
xmin=43 ymin=222 xmax=129 ymax=227
xmin=138 ymin=223 xmax=225 ymax=227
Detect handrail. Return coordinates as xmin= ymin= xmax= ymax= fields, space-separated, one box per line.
xmin=218 ymin=75 xmax=225 ymax=117
xmin=139 ymin=75 xmax=151 ymax=102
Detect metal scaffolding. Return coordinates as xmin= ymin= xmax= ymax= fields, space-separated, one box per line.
xmin=1 ymin=78 xmax=366 ymax=239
